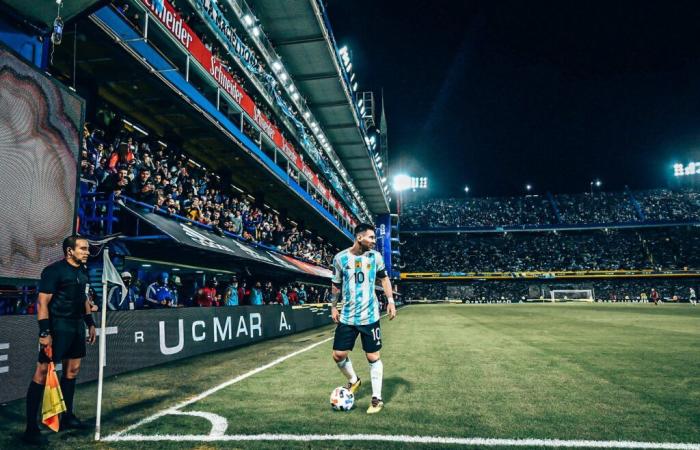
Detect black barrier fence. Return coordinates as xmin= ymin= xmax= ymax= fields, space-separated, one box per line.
xmin=0 ymin=305 xmax=332 ymax=403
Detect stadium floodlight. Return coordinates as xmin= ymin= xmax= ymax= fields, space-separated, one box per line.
xmin=242 ymin=14 xmax=254 ymax=27
xmin=252 ymin=26 xmax=260 ymax=37
xmin=358 ymin=98 xmax=363 ymax=107
xmin=279 ymin=72 xmax=288 ymax=82
xmin=595 ymin=179 xmax=602 ymax=187
xmin=526 ymin=184 xmax=532 ymax=191
xmin=393 ymin=174 xmax=412 ymax=192
xmin=464 ymin=186 xmax=470 ymax=193
xmin=339 ymin=45 xmax=348 ymax=55
xmin=303 ymin=111 xmax=310 ymax=119
xmin=345 ymin=63 xmax=353 ymax=73
xmin=288 ymin=84 xmax=295 ymax=92
xmin=350 ymin=73 xmax=356 ymax=82
xmin=352 ymin=82 xmax=358 ymax=92
xmin=292 ymin=93 xmax=300 ymax=101
xmin=272 ymin=61 xmax=282 ymax=72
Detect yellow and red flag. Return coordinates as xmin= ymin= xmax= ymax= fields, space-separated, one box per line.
xmin=41 ymin=346 xmax=66 ymax=432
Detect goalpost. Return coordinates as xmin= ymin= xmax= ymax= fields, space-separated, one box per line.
xmin=549 ymin=289 xmax=595 ymax=303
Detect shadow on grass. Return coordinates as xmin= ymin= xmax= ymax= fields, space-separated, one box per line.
xmin=383 ymin=376 xmax=412 ymax=403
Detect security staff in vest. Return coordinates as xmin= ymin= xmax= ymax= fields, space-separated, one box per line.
xmin=23 ymin=236 xmax=96 ymax=444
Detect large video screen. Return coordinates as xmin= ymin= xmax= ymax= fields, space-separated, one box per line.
xmin=0 ymin=45 xmax=84 ymax=280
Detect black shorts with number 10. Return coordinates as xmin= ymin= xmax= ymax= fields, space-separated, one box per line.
xmin=333 ymin=321 xmax=382 ymax=353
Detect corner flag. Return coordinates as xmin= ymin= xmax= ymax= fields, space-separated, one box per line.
xmin=41 ymin=346 xmax=66 ymax=432
xmin=102 ymin=249 xmax=127 ymax=303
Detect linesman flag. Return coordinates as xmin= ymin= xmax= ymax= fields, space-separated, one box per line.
xmin=41 ymin=346 xmax=66 ymax=432
xmin=102 ymin=250 xmax=127 ymax=302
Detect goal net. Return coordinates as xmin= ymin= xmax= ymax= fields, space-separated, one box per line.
xmin=549 ymin=289 xmax=595 ymax=303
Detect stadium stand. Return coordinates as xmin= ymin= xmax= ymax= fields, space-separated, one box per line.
xmin=401 ymin=189 xmax=700 ymax=229
xmin=80 ymin=119 xmax=337 ymax=267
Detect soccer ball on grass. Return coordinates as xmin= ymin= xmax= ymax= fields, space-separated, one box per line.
xmin=330 ymin=386 xmax=354 ymax=411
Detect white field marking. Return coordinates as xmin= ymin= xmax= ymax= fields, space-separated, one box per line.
xmin=101 ymin=433 xmax=700 ymax=449
xmin=105 ymin=335 xmax=334 ymax=439
xmin=169 ymin=410 xmax=228 ymax=437
xmin=102 ymin=313 xmax=400 ymax=441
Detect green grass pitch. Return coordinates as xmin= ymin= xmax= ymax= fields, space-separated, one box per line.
xmin=1 ymin=303 xmax=699 ymax=449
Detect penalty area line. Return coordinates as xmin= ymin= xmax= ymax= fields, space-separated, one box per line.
xmin=101 ymin=433 xmax=700 ymax=449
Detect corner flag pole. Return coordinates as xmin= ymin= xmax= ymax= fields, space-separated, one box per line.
xmin=94 ymin=248 xmax=110 ymax=441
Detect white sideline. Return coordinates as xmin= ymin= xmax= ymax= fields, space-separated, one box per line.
xmin=104 ymin=335 xmax=334 ymax=439
xmin=102 ymin=433 xmax=700 ymax=449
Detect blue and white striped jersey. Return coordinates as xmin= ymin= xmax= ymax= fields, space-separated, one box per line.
xmin=332 ymin=248 xmax=385 ymax=326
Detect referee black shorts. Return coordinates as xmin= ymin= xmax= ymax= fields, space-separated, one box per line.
xmin=333 ymin=321 xmax=382 ymax=353
xmin=38 ymin=318 xmax=86 ymax=363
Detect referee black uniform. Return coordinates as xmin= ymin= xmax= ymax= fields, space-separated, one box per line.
xmin=23 ymin=236 xmax=94 ymax=444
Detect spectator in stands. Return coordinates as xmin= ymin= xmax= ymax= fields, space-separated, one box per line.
xmin=250 ymin=281 xmax=263 ymax=305
xmin=262 ymin=281 xmax=274 ymax=304
xmin=196 ymin=278 xmax=218 ymax=307
xmin=108 ymin=142 xmax=135 ymax=173
xmin=297 ymin=284 xmax=307 ymax=305
xmin=169 ymin=275 xmax=182 ymax=307
xmin=107 ymin=271 xmax=136 ymax=310
xmin=99 ymin=167 xmax=131 ymax=196
xmin=288 ymin=286 xmax=298 ymax=305
xmin=130 ymin=168 xmax=157 ymax=204
xmin=146 ymin=273 xmax=174 ymax=308
xmin=224 ymin=277 xmax=239 ymax=306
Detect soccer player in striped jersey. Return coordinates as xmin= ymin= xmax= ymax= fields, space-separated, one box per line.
xmin=330 ymin=223 xmax=397 ymax=414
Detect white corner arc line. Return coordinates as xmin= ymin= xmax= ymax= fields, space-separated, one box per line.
xmin=101 ymin=433 xmax=700 ymax=449
xmin=169 ymin=410 xmax=228 ymax=437
xmin=104 ymin=335 xmax=334 ymax=439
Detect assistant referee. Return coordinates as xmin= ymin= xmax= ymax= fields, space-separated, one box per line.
xmin=23 ymin=236 xmax=96 ymax=444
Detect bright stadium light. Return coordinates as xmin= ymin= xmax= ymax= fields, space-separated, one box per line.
xmin=252 ymin=26 xmax=260 ymax=37
xmin=279 ymin=72 xmax=288 ymax=82
xmin=339 ymin=45 xmax=348 ymax=55
xmin=352 ymin=82 xmax=358 ymax=92
xmin=526 ymin=184 xmax=532 ymax=191
xmin=292 ymin=92 xmax=300 ymax=101
xmin=595 ymin=179 xmax=602 ymax=187
xmin=272 ymin=61 xmax=282 ymax=72
xmin=242 ymin=14 xmax=254 ymax=27
xmin=393 ymin=174 xmax=412 ymax=192
xmin=464 ymin=186 xmax=470 ymax=193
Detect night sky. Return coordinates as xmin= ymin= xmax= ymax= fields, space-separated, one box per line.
xmin=327 ymin=0 xmax=700 ymax=197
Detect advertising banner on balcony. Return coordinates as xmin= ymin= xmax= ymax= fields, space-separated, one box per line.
xmin=123 ymin=203 xmax=332 ymax=277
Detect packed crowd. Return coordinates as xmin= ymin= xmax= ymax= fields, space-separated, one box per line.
xmin=402 ymin=278 xmax=700 ymax=303
xmin=80 ymin=121 xmax=337 ymax=267
xmin=402 ymin=189 xmax=700 ymax=229
xmin=405 ymin=227 xmax=700 ymax=273
xmin=403 ymin=229 xmax=654 ymax=273
xmin=402 ymin=195 xmax=555 ymax=228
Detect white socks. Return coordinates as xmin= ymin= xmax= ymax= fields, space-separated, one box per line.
xmin=369 ymin=359 xmax=383 ymax=399
xmin=337 ymin=357 xmax=358 ymax=384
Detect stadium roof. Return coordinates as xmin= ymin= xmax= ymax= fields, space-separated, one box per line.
xmin=248 ymin=0 xmax=390 ymax=215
